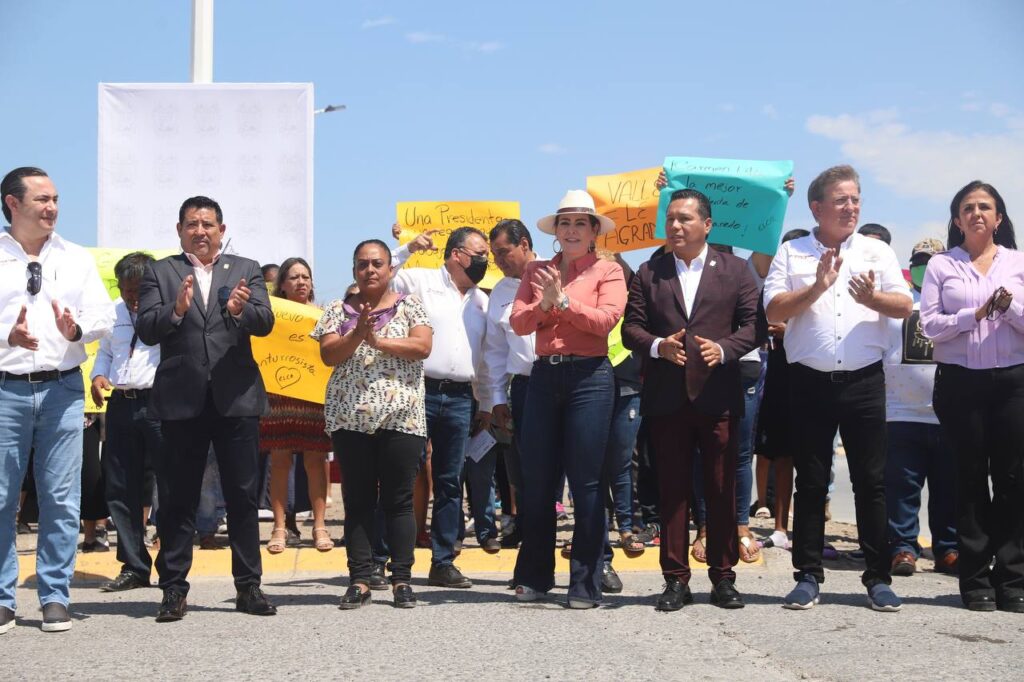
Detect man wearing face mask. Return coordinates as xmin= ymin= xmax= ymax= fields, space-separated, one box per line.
xmin=882 ymin=237 xmax=958 ymax=578
xmin=390 ymin=226 xmax=493 ymax=588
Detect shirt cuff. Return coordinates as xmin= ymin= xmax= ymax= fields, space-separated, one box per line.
xmin=650 ymin=338 xmax=663 ymax=359
xmin=715 ymin=342 xmax=726 ymax=364
xmin=170 ymin=310 xmax=183 ymax=325
xmin=957 ymin=307 xmax=979 ymax=332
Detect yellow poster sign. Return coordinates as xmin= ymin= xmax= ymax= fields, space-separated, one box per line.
xmin=395 ymin=201 xmax=519 ymax=290
xmin=250 ymin=296 xmax=331 ymax=405
xmin=588 ymin=167 xmax=665 ymax=253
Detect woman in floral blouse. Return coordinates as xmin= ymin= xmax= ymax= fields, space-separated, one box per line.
xmin=312 ymin=239 xmax=433 ymax=609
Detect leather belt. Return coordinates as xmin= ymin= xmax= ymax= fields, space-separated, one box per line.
xmin=424 ymin=377 xmax=472 ymax=393
xmin=111 ymin=388 xmax=151 ymax=400
xmin=536 ymin=354 xmax=599 ymax=365
xmin=797 ymin=361 xmax=882 ymax=384
xmin=2 ymin=368 xmax=79 ymax=384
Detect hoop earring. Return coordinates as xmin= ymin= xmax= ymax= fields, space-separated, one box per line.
xmin=552 ymin=238 xmax=562 ymax=254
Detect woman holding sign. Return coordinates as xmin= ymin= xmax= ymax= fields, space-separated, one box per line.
xmin=313 ymin=239 xmax=433 ymax=609
xmin=263 ymin=258 xmax=334 ymax=553
xmin=510 ymin=190 xmax=627 ymax=608
xmin=921 ymin=181 xmax=1024 ymax=612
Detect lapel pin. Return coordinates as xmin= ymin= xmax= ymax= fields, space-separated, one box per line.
xmin=709 ymin=260 xmax=717 ymax=267
xmin=223 ymin=263 xmax=230 ymax=269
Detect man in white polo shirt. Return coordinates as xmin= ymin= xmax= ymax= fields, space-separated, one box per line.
xmin=0 ymin=167 xmax=114 ymax=634
xmin=764 ymin=165 xmax=912 ymax=612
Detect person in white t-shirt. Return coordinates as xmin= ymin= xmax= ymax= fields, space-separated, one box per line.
xmin=882 ymin=238 xmax=957 ymax=577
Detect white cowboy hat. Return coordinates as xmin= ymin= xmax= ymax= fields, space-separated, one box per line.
xmin=536 ymin=189 xmax=616 ymax=236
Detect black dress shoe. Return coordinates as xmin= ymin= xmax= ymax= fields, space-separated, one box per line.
xmin=368 ymin=563 xmax=389 ymax=591
xmin=500 ymin=529 xmax=522 ymax=549
xmin=655 ymin=577 xmax=693 ymax=612
xmin=711 ymin=579 xmax=745 ymax=609
xmin=427 ymin=564 xmax=472 ymax=588
xmin=963 ymin=593 xmax=997 ymax=612
xmin=101 ymin=571 xmax=150 ymax=593
xmin=998 ymin=595 xmax=1024 ymax=613
xmin=235 ymin=585 xmax=277 ymax=616
xmin=156 ymin=590 xmax=187 ymax=622
xmin=601 ymin=562 xmax=623 ymax=594
xmin=393 ymin=584 xmax=417 ymax=609
xmin=481 ymin=537 xmax=501 ymax=554
xmin=339 ymin=584 xmax=372 ymax=610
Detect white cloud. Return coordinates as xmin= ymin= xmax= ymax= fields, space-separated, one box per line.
xmin=405 ymin=31 xmax=445 ymax=44
xmin=718 ymin=103 xmax=735 ymax=113
xmin=538 ymin=143 xmax=566 ymax=155
xmin=361 ymin=17 xmax=394 ymax=30
xmin=762 ymin=104 xmax=778 ymax=120
xmin=805 ymin=109 xmax=1024 ymax=207
xmin=465 ymin=41 xmax=503 ymax=53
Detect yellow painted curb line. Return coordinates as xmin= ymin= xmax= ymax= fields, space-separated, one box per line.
xmin=18 ymin=546 xmax=762 ymax=585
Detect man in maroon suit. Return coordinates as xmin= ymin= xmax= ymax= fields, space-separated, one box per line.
xmin=623 ymin=188 xmax=761 ymax=611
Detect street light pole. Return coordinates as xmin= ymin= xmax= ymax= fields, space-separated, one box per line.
xmin=191 ymin=0 xmax=214 ymax=83
xmin=314 ymin=104 xmax=347 ymax=115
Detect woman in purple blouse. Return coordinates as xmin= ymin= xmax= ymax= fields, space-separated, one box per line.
xmin=920 ymin=180 xmax=1024 ymax=613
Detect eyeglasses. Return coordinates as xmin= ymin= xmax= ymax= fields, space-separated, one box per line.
xmin=830 ymin=196 xmax=862 ymax=208
xmin=26 ymin=262 xmax=42 ymax=296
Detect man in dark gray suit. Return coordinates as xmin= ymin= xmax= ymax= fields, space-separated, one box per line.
xmin=137 ymin=196 xmax=276 ymax=622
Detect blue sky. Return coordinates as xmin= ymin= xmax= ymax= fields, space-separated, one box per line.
xmin=2 ymin=1 xmax=1022 ymax=299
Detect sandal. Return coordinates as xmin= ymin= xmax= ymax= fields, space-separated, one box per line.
xmin=634 ymin=523 xmax=660 ymax=546
xmin=313 ymin=527 xmax=334 ymax=552
xmin=267 ymin=527 xmax=287 ymax=555
xmin=619 ymin=530 xmax=646 ymax=558
xmin=738 ymin=533 xmax=761 ymax=563
xmin=690 ymin=530 xmax=708 ymax=564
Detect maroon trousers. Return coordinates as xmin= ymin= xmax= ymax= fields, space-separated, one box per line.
xmin=648 ymin=400 xmax=739 ymax=585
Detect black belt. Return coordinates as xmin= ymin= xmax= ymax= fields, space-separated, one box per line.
xmin=2 ymin=368 xmax=79 ymax=383
xmin=111 ymin=388 xmax=151 ymax=400
xmin=424 ymin=377 xmax=473 ymax=393
xmin=536 ymin=354 xmax=600 ymax=365
xmin=796 ymin=361 xmax=882 ymax=384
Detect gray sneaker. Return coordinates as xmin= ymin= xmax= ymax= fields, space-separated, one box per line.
xmin=41 ymin=603 xmax=72 ymax=632
xmin=0 ymin=606 xmax=14 ymax=634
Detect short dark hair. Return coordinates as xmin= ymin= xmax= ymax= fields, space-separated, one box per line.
xmin=178 ymin=196 xmax=223 ymax=225
xmin=708 ymin=243 xmax=733 ymax=254
xmin=668 ymin=188 xmax=712 ymax=221
xmin=489 ymin=219 xmax=533 ymax=250
xmin=1 ymin=167 xmax=49 ymax=223
xmin=858 ymin=223 xmax=891 ymax=245
xmin=261 ymin=263 xmax=279 ymax=279
xmin=114 ymin=251 xmax=155 ymax=284
xmin=353 ymin=239 xmax=392 ymax=265
xmin=947 ymin=180 xmax=1017 ymax=250
xmin=807 ymin=165 xmax=860 ymax=208
xmin=444 ymin=226 xmax=487 ymax=259
xmin=275 ymin=257 xmax=315 ymax=302
xmin=782 ymin=228 xmax=811 ymax=244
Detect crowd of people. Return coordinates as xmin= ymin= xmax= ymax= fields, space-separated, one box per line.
xmin=1 ymin=161 xmax=1021 ymax=634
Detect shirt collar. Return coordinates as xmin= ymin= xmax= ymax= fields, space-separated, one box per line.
xmin=0 ymin=227 xmax=60 ymax=257
xmin=183 ymin=250 xmax=221 ymax=268
xmin=812 ymin=227 xmax=856 ymax=253
xmin=551 ymin=250 xmax=598 ymax=277
xmin=673 ymin=243 xmax=709 ymax=270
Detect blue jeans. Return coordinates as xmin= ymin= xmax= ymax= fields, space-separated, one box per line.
xmin=885 ymin=421 xmax=957 ymax=559
xmin=514 ymin=357 xmax=614 ymax=604
xmin=425 ymin=383 xmax=474 ymax=567
xmin=0 ymin=370 xmax=84 ymax=610
xmin=196 ymin=447 xmax=226 ymax=535
xmin=605 ymin=391 xmax=641 ymax=532
xmin=465 ymin=445 xmax=498 ymax=543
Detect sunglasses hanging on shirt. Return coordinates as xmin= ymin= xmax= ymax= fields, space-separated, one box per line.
xmin=26 ymin=261 xmax=42 ymax=296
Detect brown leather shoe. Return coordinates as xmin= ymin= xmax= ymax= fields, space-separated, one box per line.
xmin=891 ymin=551 xmax=916 ymax=577
xmin=934 ymin=550 xmax=959 ymax=574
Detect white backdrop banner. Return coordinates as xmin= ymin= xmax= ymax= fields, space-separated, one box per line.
xmin=97 ymin=83 xmax=314 ymax=269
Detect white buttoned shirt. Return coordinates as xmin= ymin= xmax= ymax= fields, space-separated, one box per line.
xmin=648 ymin=244 xmax=724 ymax=360
xmin=0 ymin=229 xmax=114 ymax=373
xmin=763 ymin=231 xmax=911 ymax=372
xmin=391 ymin=247 xmax=493 ymax=411
xmin=482 ymin=275 xmax=536 ymax=407
xmin=91 ymin=298 xmax=160 ymax=390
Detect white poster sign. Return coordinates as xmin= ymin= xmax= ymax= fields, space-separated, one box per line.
xmin=98 ymin=83 xmax=314 ymax=269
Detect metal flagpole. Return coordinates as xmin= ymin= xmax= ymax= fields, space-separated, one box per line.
xmin=191 ymin=0 xmax=214 ymax=83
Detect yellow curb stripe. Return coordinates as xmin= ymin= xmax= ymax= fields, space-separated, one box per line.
xmin=18 ymin=546 xmax=763 ymax=585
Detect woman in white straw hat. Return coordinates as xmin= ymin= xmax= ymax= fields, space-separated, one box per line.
xmin=509 ymin=189 xmax=627 ymax=608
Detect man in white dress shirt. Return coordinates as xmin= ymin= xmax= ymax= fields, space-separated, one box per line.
xmin=91 ymin=251 xmax=166 ymax=593
xmin=392 ymin=227 xmax=493 ymax=588
xmin=0 ymin=167 xmax=115 ymax=634
xmin=484 ymin=219 xmax=537 ymax=548
xmin=764 ymin=165 xmax=912 ymax=612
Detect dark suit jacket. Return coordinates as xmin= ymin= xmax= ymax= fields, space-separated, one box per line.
xmin=136 ymin=253 xmax=275 ymax=420
xmin=622 ymin=249 xmax=762 ymax=418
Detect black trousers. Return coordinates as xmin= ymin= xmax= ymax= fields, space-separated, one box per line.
xmin=103 ymin=392 xmax=165 ymax=578
xmin=933 ymin=362 xmax=1024 ymax=600
xmin=333 ymin=428 xmax=424 ymax=584
xmin=80 ymin=418 xmax=108 ymax=520
xmin=156 ymin=394 xmax=262 ymax=593
xmin=789 ymin=362 xmax=890 ymax=586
